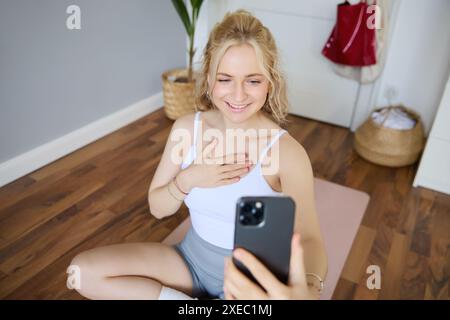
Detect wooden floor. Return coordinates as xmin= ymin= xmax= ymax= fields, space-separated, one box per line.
xmin=0 ymin=108 xmax=448 ymax=300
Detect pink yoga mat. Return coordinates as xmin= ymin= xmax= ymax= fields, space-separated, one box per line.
xmin=162 ymin=178 xmax=370 ymax=300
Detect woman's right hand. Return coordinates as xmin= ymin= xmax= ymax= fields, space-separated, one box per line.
xmin=177 ymin=137 xmax=254 ymax=192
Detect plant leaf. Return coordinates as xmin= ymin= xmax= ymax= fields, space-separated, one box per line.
xmin=171 ymin=0 xmax=192 ymax=36
xmin=190 ymin=0 xmax=204 ymax=10
xmin=190 ymin=0 xmax=204 ymax=22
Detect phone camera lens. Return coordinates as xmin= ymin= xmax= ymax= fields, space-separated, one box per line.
xmin=239 ymin=214 xmax=250 ymax=225
xmin=239 ymin=200 xmax=264 ymax=226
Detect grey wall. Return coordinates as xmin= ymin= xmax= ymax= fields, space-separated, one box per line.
xmin=0 ymin=0 xmax=186 ymax=163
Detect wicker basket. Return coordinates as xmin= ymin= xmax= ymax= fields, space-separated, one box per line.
xmin=354 ymin=105 xmax=425 ymax=167
xmin=162 ymin=68 xmax=197 ymax=120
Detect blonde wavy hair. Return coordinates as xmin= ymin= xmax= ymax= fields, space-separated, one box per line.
xmin=195 ymin=9 xmax=290 ymax=128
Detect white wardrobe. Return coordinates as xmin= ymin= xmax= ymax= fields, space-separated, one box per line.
xmin=413 ymin=74 xmax=450 ymax=195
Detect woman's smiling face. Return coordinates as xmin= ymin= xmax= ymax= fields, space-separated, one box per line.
xmin=211 ymin=43 xmax=270 ymax=123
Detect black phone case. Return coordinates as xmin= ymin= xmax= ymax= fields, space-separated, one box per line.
xmin=233 ymin=196 xmax=296 ymax=287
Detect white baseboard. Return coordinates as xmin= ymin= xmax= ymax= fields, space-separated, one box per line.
xmin=0 ymin=92 xmax=164 ymax=188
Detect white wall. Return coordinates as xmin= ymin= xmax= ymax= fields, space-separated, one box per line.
xmin=0 ymin=0 xmax=184 ymax=187
xmin=0 ymin=0 xmax=186 ymax=164
xmin=374 ymin=0 xmax=450 ymax=135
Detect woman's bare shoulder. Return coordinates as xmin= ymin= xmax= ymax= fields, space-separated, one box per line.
xmin=199 ymin=109 xmax=220 ymax=128
xmin=172 ymin=112 xmax=196 ymax=129
xmin=279 ymin=132 xmax=311 ymax=172
xmin=168 ymin=112 xmax=198 ymax=158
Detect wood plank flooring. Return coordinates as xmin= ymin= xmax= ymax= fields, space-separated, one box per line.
xmin=0 ymin=108 xmax=448 ymax=299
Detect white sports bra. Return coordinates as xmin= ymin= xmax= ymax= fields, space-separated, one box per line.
xmin=181 ymin=111 xmax=287 ymax=249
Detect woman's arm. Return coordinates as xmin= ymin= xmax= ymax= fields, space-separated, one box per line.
xmin=148 ymin=114 xmax=194 ymax=219
xmin=278 ymin=135 xmax=328 ymax=283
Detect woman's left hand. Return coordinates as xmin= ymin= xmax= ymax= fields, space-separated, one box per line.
xmin=223 ymin=233 xmax=320 ymax=300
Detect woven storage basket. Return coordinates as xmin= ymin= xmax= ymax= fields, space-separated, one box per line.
xmin=162 ymin=68 xmax=197 ymax=120
xmin=354 ymin=105 xmax=425 ymax=167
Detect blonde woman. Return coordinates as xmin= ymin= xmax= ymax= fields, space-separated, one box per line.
xmin=69 ymin=10 xmax=327 ymax=300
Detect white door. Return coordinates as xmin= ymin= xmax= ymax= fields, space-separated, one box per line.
xmin=207 ymin=0 xmax=362 ymax=128
xmin=413 ymin=73 xmax=450 ymax=195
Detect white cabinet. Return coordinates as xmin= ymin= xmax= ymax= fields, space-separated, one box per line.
xmin=413 ymin=75 xmax=450 ymax=195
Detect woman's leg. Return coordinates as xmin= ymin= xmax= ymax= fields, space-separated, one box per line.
xmin=68 ymin=242 xmax=193 ymax=300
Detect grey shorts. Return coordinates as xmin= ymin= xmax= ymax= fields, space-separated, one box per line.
xmin=173 ymin=226 xmax=232 ymax=299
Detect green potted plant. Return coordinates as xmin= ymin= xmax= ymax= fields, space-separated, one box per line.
xmin=162 ymin=0 xmax=204 ymax=120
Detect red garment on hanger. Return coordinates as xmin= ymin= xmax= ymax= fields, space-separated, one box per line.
xmin=322 ymin=0 xmax=377 ymax=66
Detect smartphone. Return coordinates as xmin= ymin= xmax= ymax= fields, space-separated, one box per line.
xmin=233 ymin=196 xmax=296 ymax=288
